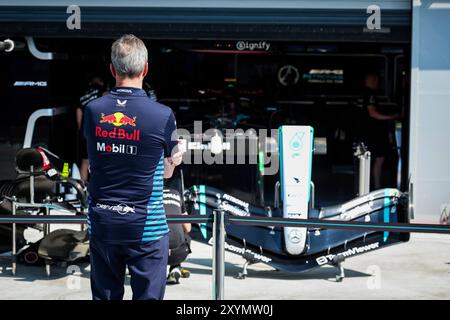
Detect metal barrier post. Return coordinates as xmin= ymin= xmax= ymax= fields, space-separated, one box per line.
xmin=212 ymin=209 xmax=225 ymax=300
xmin=44 ymin=205 xmax=51 ymax=277
xmin=12 ymin=201 xmax=16 ymax=275
xmin=30 ymin=166 xmax=35 ymax=204
xmin=364 ymin=151 xmax=371 ymax=194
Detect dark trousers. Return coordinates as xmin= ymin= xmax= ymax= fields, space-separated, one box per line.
xmin=89 ymin=235 xmax=169 ymax=300
xmin=168 ymin=234 xmax=191 ymax=267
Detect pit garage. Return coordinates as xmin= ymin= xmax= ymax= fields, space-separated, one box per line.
xmin=1 ymin=0 xmax=449 ymax=301
xmin=0 ymin=0 xmax=412 ymax=206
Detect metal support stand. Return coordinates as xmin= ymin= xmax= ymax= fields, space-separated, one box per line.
xmin=354 ymin=143 xmax=371 ymax=196
xmin=45 ymin=260 xmax=51 ymax=278
xmin=330 ymin=254 xmax=346 ymax=282
xmin=335 ymin=263 xmax=345 ymax=282
xmin=10 ymin=165 xmax=57 ymax=276
xmin=212 ymin=209 xmax=225 ymax=300
xmin=309 ymin=181 xmax=315 ymax=210
xmin=237 ymin=260 xmax=250 ymax=280
xmin=265 ymin=207 xmax=275 ymax=235
xmin=274 ymin=181 xmax=280 ymax=209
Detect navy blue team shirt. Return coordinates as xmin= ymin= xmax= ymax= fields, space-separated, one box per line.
xmin=83 ymin=87 xmax=178 ymax=244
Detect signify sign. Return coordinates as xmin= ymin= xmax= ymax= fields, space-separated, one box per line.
xmin=236 ymin=41 xmax=271 ymax=51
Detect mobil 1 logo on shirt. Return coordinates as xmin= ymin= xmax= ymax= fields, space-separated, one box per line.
xmin=97 ymin=142 xmax=138 ymax=155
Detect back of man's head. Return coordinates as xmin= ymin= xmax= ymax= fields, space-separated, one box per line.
xmin=111 ymin=34 xmax=148 ymax=78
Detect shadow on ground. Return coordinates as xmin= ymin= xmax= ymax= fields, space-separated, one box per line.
xmin=0 ymin=259 xmax=91 ymax=282
xmin=185 ymin=258 xmax=370 ymax=281
xmin=1 ymin=255 xmax=371 ymax=284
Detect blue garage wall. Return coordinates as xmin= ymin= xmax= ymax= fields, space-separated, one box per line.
xmin=0 ymin=0 xmax=410 ymax=9
xmin=410 ymin=0 xmax=450 ymax=222
xmin=0 ymin=0 xmax=411 ymax=40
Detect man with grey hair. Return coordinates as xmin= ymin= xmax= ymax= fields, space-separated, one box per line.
xmin=83 ymin=34 xmax=183 ymax=300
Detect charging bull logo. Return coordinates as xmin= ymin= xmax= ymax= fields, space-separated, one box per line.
xmin=100 ymin=112 xmax=136 ymax=127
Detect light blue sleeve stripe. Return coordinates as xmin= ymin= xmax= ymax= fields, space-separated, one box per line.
xmin=145 ymin=221 xmax=166 ymax=226
xmin=142 ymin=230 xmax=169 ymax=236
xmin=199 ymin=185 xmax=208 ymax=240
xmin=146 ymin=217 xmax=165 ymax=221
xmin=147 ymin=204 xmax=163 ymax=209
xmin=147 ymin=213 xmax=164 ymax=217
xmin=147 ymin=204 xmax=164 ymax=209
xmin=145 ymin=214 xmax=166 ymax=220
xmin=147 ymin=209 xmax=165 ymax=214
xmin=144 ymin=225 xmax=168 ymax=231
xmin=383 ymin=190 xmax=390 ymax=242
xmin=155 ymin=170 xmax=164 ymax=175
xmin=148 ymin=201 xmax=163 ymax=205
xmin=149 ymin=197 xmax=163 ymax=202
xmin=145 ymin=220 xmax=167 ymax=226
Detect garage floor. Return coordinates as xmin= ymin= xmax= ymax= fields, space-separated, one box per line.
xmin=0 ymin=233 xmax=449 ymax=300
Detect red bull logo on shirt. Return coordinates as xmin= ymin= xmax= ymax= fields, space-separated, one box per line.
xmin=95 ymin=127 xmax=140 ymax=141
xmin=97 ymin=112 xmax=140 ymax=141
xmin=100 ymin=112 xmax=137 ymax=127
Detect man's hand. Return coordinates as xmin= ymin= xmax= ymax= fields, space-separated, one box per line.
xmin=164 ymin=139 xmax=186 ymax=178
xmin=169 ymin=150 xmax=183 ymax=166
xmin=169 ymin=139 xmax=186 ymax=166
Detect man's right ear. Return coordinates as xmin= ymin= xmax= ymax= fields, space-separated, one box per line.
xmin=142 ymin=63 xmax=149 ymax=78
xmin=110 ymin=64 xmax=117 ymax=78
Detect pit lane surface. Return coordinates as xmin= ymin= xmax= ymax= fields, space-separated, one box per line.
xmin=0 ymin=233 xmax=449 ymax=300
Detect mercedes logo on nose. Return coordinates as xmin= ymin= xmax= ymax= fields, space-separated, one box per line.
xmin=289 ymin=229 xmax=303 ymax=244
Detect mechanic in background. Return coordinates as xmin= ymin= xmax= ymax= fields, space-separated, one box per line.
xmin=362 ymin=73 xmax=401 ymax=189
xmin=77 ymin=75 xmax=108 ymax=182
xmin=163 ymin=188 xmax=192 ymax=285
